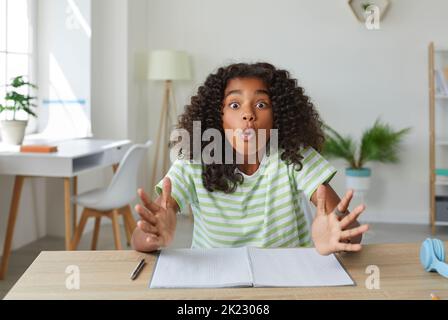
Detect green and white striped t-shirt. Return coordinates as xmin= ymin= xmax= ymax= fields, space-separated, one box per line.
xmin=155 ymin=147 xmax=337 ymax=249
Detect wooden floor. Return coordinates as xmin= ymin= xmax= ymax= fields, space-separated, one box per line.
xmin=1 ymin=216 xmax=448 ymax=299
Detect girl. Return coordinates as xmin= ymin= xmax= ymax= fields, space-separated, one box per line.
xmin=132 ymin=62 xmax=369 ymax=255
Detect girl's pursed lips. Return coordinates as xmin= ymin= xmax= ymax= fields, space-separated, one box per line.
xmin=238 ymin=128 xmax=256 ymax=141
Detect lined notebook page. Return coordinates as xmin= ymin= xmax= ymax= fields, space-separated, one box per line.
xmin=149 ymin=248 xmax=253 ymax=288
xmin=248 ymin=247 xmax=354 ymax=287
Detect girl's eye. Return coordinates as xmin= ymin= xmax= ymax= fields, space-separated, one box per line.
xmin=229 ymin=102 xmax=240 ymax=109
xmin=256 ymin=102 xmax=268 ymax=109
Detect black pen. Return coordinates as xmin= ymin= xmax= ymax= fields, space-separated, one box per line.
xmin=130 ymin=258 xmax=146 ymax=280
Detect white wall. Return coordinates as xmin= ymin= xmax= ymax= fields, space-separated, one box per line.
xmin=144 ymin=0 xmax=448 ymax=224
xmin=37 ymin=0 xmax=91 ymax=138
xmin=45 ymin=0 xmax=149 ymax=238
xmin=46 ymin=0 xmax=149 ymax=238
xmin=37 ymin=0 xmax=93 ymax=237
xmin=87 ymin=0 xmax=148 ymax=235
xmin=91 ymin=0 xmax=127 ymax=141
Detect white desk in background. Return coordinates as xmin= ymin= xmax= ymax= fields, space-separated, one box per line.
xmin=0 ymin=138 xmax=132 ymax=279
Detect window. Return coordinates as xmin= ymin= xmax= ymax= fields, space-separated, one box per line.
xmin=0 ymin=0 xmax=36 ymax=131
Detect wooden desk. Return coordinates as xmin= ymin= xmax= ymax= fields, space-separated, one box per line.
xmin=4 ymin=242 xmax=448 ymax=300
xmin=0 ymin=138 xmax=131 ymax=279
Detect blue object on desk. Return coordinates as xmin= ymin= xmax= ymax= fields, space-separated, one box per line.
xmin=420 ymin=238 xmax=448 ymax=278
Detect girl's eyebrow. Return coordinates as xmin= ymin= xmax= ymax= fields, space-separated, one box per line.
xmin=224 ymin=89 xmax=270 ymax=98
xmin=255 ymin=89 xmax=269 ymax=96
xmin=224 ymin=90 xmax=242 ymax=98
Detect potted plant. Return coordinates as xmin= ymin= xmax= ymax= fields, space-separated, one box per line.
xmin=322 ymin=119 xmax=411 ymax=195
xmin=362 ymin=2 xmax=374 ymax=11
xmin=0 ymin=75 xmax=38 ymax=145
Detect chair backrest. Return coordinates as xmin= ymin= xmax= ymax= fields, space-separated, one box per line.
xmin=92 ymin=140 xmax=152 ymax=210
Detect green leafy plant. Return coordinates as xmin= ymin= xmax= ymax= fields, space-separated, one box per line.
xmin=322 ymin=119 xmax=411 ymax=169
xmin=362 ymin=2 xmax=374 ymax=11
xmin=0 ymin=75 xmax=38 ymax=121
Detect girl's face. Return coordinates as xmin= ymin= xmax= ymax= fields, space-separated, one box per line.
xmin=222 ymin=77 xmax=274 ymax=157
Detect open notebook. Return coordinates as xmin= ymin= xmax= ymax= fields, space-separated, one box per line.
xmin=149 ymin=247 xmax=354 ymax=288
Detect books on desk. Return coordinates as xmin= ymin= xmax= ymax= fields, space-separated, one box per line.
xmin=0 ymin=144 xmax=58 ymax=153
xmin=149 ymin=247 xmax=354 ymax=288
xmin=20 ymin=145 xmax=58 ymax=153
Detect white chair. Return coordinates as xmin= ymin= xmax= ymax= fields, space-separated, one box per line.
xmin=71 ymin=140 xmax=152 ymax=250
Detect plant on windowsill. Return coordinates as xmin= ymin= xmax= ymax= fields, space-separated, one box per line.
xmin=0 ymin=75 xmax=38 ymax=145
xmin=322 ymin=119 xmax=411 ymax=195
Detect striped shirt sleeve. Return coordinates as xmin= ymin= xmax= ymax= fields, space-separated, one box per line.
xmin=294 ymin=147 xmax=337 ymax=200
xmin=155 ymin=159 xmax=193 ymax=214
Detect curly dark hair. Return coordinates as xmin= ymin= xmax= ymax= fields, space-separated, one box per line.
xmin=172 ymin=62 xmax=325 ymax=193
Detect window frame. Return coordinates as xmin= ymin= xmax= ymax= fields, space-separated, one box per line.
xmin=0 ymin=0 xmax=37 ymax=133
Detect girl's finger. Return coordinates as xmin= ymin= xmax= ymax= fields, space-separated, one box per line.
xmin=335 ymin=242 xmax=362 ymax=252
xmin=137 ymin=219 xmax=160 ymax=235
xmin=143 ymin=234 xmax=163 ymax=251
xmin=339 ymin=204 xmax=366 ymax=230
xmin=145 ymin=198 xmax=162 ymax=213
xmin=135 ymin=204 xmax=158 ymax=226
xmin=340 ymin=224 xmax=369 ymax=241
xmin=161 ymin=177 xmax=172 ymax=210
xmin=336 ymin=189 xmax=354 ymax=216
xmin=137 ymin=188 xmax=152 ymax=209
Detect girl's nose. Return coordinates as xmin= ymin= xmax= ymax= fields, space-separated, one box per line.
xmin=242 ymin=112 xmax=255 ymax=122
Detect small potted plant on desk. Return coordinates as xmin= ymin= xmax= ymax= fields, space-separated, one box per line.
xmin=0 ymin=75 xmax=38 ymax=145
xmin=322 ymin=119 xmax=410 ymax=197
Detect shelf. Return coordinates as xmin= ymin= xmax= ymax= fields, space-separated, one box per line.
xmin=436 ymin=140 xmax=448 ymax=146
xmin=436 ymin=180 xmax=448 ymax=186
xmin=435 ymin=167 xmax=448 ymax=185
xmin=429 ymin=42 xmax=448 ymax=232
xmin=436 ymin=180 xmax=448 ymax=184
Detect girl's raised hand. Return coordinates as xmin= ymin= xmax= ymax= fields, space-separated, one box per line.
xmin=132 ymin=177 xmax=177 ymax=252
xmin=311 ymin=185 xmax=369 ymax=256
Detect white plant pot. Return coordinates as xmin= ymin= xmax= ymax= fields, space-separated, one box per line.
xmin=345 ymin=168 xmax=372 ymax=195
xmin=0 ymin=120 xmax=28 ymax=145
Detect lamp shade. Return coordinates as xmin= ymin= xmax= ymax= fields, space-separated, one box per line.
xmin=147 ymin=50 xmax=191 ymax=81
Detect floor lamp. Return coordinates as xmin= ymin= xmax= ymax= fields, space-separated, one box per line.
xmin=147 ymin=50 xmax=191 ymax=192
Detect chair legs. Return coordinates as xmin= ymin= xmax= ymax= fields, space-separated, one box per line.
xmin=72 ymin=206 xmax=135 ymax=251
xmin=122 ymin=205 xmax=136 ymax=246
xmin=111 ymin=210 xmax=122 ymax=250
xmin=72 ymin=209 xmax=89 ymax=250
xmin=91 ymin=217 xmax=101 ymax=250
xmin=122 ymin=214 xmax=131 ymax=246
xmin=123 ymin=205 xmax=137 ymax=231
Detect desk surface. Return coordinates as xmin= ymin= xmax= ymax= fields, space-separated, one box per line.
xmin=0 ymin=138 xmax=131 ymax=177
xmin=4 ymin=242 xmax=448 ymax=300
xmin=0 ymin=138 xmax=131 ymax=158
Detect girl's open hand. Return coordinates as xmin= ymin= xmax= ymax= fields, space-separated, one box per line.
xmin=311 ymin=185 xmax=369 ymax=255
xmin=132 ymin=177 xmax=177 ymax=252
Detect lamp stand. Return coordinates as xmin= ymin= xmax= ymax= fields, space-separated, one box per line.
xmin=150 ymin=80 xmax=174 ymax=192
